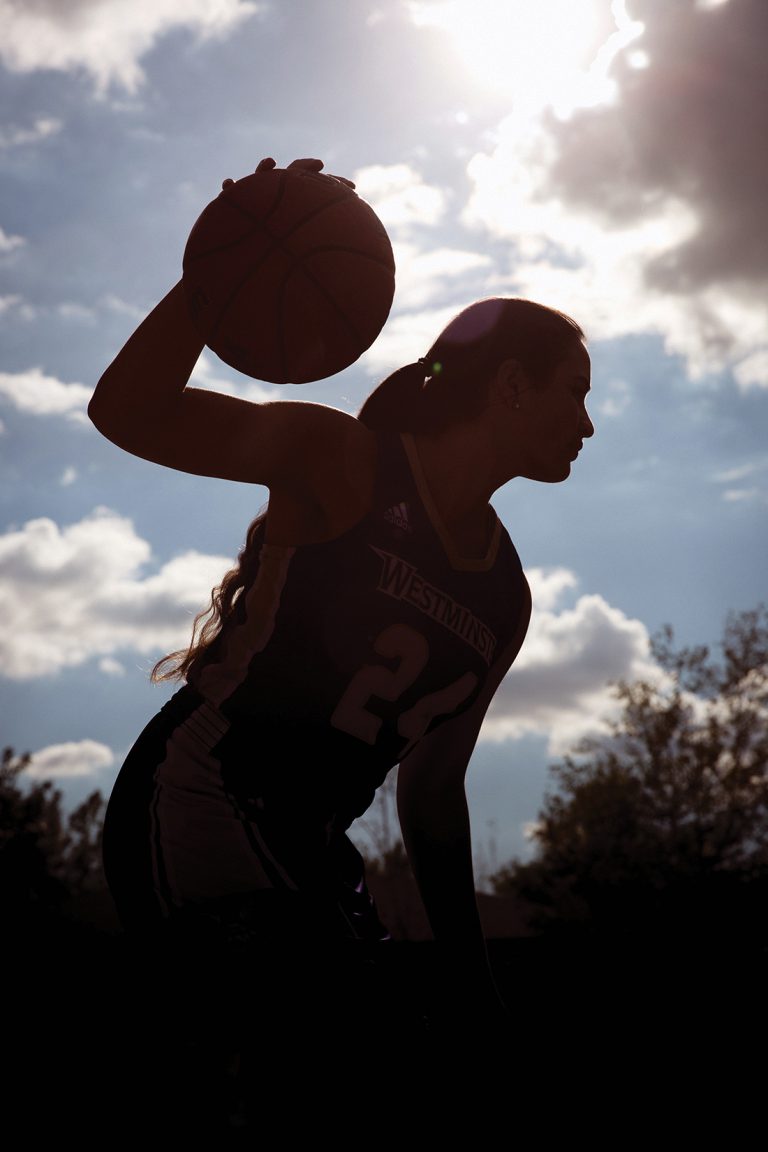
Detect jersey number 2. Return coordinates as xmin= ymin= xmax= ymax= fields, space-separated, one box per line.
xmin=330 ymin=623 xmax=478 ymax=756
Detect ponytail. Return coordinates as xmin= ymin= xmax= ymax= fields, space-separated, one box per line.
xmin=357 ymin=360 xmax=431 ymax=432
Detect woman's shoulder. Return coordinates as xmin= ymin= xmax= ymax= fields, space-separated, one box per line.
xmin=264 ymin=403 xmax=378 ymax=544
xmin=295 ymin=401 xmax=376 ymax=501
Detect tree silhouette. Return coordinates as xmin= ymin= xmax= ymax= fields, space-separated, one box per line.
xmin=491 ymin=606 xmax=768 ymax=947
xmin=0 ymin=745 xmax=107 ymax=931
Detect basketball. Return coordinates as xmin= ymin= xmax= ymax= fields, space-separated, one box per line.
xmin=182 ymin=159 xmax=396 ymax=384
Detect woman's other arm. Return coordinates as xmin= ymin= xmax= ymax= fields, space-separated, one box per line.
xmin=396 ymin=585 xmax=531 ymax=1029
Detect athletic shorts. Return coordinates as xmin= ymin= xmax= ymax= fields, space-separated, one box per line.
xmin=102 ymin=685 xmax=391 ymax=947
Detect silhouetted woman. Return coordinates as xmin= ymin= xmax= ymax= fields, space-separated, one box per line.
xmin=89 ymin=157 xmax=593 ymax=1127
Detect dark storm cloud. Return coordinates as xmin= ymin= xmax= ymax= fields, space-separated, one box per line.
xmin=545 ymin=0 xmax=768 ymax=292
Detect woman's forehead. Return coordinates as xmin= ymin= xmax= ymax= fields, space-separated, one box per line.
xmin=564 ymin=342 xmax=591 ymax=378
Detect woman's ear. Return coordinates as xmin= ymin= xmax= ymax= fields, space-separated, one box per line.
xmin=489 ymin=358 xmax=524 ymax=408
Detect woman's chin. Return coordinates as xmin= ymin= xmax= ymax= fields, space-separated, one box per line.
xmin=530 ymin=463 xmax=571 ymax=484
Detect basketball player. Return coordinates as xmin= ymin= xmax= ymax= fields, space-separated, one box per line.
xmin=89 ymin=157 xmax=593 ymax=1125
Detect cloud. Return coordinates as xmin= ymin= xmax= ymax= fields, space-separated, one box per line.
xmin=0 ymin=0 xmax=265 ymax=95
xmin=546 ymin=0 xmax=768 ymax=290
xmin=0 ymin=508 xmax=232 ymax=679
xmin=188 ymin=350 xmax=280 ymax=402
xmin=526 ymin=567 xmax=579 ymax=612
xmin=721 ymin=487 xmax=767 ymax=505
xmin=0 ymin=117 xmax=62 ymax=148
xmin=352 ymin=164 xmax=449 ymax=230
xmin=358 ymin=302 xmax=466 ymax=377
xmin=0 ymin=227 xmax=25 ymax=253
xmin=480 ymin=569 xmax=660 ymax=755
xmin=462 ymin=0 xmax=768 ymax=384
xmin=713 ymin=459 xmax=768 ymax=484
xmin=712 ymin=456 xmax=768 ymax=503
xmin=26 ymin=739 xmax=114 ymax=781
xmin=733 ymin=348 xmax=768 ymax=392
xmin=57 ymin=302 xmax=96 ymax=323
xmin=0 ymin=295 xmax=35 ymax=319
xmin=596 ymin=378 xmax=632 ymax=418
xmin=385 ymin=239 xmax=493 ymax=312
xmin=101 ymin=293 xmax=149 ymax=320
xmin=0 ymin=367 xmax=92 ymax=423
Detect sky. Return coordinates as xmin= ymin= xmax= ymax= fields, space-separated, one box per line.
xmin=1 ymin=0 xmax=766 ymax=877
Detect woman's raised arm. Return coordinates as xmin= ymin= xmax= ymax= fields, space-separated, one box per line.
xmin=88 ymin=280 xmax=370 ymax=494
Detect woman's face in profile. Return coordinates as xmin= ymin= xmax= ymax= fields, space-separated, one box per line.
xmin=510 ymin=342 xmax=594 ymax=484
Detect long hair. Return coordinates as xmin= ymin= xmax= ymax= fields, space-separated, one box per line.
xmin=152 ymin=296 xmax=584 ymax=684
xmin=150 ymin=508 xmax=267 ymax=684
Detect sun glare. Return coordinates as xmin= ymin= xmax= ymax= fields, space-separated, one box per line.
xmin=408 ymin=0 xmax=643 ymax=118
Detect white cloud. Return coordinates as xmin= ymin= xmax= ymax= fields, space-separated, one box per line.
xmin=0 ymin=367 xmax=92 ymax=423
xmin=0 ymin=0 xmax=265 ymax=95
xmin=358 ymin=302 xmax=464 ymax=377
xmin=0 ymin=117 xmax=62 ymax=149
xmin=722 ymin=488 xmax=766 ymax=505
xmin=733 ymin=348 xmax=768 ymax=392
xmin=0 ymin=227 xmax=25 ymax=253
xmin=0 ymin=508 xmax=233 ymax=679
xmin=0 ymin=294 xmax=35 ymax=319
xmin=188 ymin=349 xmax=280 ymax=402
xmin=60 ymin=466 xmax=78 ymax=486
xmin=101 ymin=293 xmax=148 ymax=320
xmin=386 ymin=239 xmax=492 ymax=312
xmin=27 ymin=738 xmax=114 ymax=781
xmin=713 ymin=457 xmax=768 ymax=503
xmin=58 ymin=302 xmax=96 ymax=323
xmin=526 ymin=567 xmax=579 ymax=612
xmin=597 ymin=378 xmax=631 ymax=418
xmin=352 ymin=164 xmax=448 ymax=230
xmin=480 ymin=570 xmax=660 ymax=755
xmin=713 ymin=459 xmax=768 ymax=484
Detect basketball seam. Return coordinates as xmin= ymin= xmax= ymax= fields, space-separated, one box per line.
xmin=211 ymin=232 xmax=393 ymax=379
xmin=292 ymin=244 xmax=395 ymax=273
xmin=183 ymin=176 xmax=289 ymax=266
xmin=202 ymin=183 xmax=361 ymax=347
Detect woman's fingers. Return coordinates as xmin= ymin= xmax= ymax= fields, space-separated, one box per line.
xmin=253 ymin=156 xmax=355 ymax=190
xmin=286 ymin=157 xmax=324 ymax=171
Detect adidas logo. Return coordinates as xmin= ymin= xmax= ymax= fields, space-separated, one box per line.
xmin=384 ymin=501 xmax=412 ymax=533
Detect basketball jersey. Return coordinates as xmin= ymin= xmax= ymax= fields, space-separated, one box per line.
xmin=189 ymin=431 xmax=528 ymax=830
